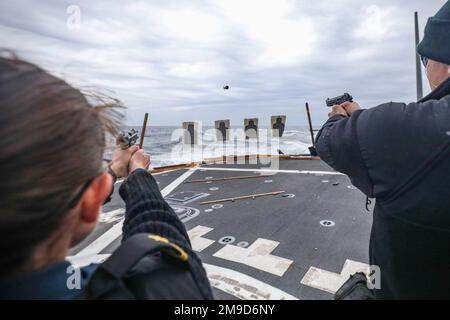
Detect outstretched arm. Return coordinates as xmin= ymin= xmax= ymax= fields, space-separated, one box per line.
xmin=119 ymin=168 xmax=191 ymax=247
xmin=116 ymin=151 xmax=214 ymax=299
xmin=315 ymin=98 xmax=450 ymax=199
xmin=118 ymin=149 xmax=190 ymax=247
xmin=315 ymin=103 xmax=374 ymax=197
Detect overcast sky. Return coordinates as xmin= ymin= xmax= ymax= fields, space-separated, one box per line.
xmin=0 ymin=0 xmax=446 ymax=126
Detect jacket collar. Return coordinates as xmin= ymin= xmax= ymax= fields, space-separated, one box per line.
xmin=418 ymin=77 xmax=450 ymax=103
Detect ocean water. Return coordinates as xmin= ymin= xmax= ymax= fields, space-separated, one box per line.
xmin=122 ymin=126 xmax=315 ymax=168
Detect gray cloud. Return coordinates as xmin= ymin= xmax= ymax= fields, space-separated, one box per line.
xmin=0 ymin=0 xmax=446 ymax=126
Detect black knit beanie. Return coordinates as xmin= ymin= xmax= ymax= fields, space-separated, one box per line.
xmin=417 ymin=1 xmax=450 ymax=65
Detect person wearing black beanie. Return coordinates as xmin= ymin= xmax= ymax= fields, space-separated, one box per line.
xmin=315 ymin=1 xmax=450 ymax=299
xmin=418 ymin=1 xmax=450 ymax=90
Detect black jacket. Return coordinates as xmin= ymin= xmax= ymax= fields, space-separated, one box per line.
xmin=315 ymin=78 xmax=450 ymax=299
xmin=94 ymin=169 xmax=214 ymax=300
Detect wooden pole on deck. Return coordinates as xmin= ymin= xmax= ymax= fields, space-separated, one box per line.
xmin=199 ymin=190 xmax=286 ymax=205
xmin=305 ymin=102 xmax=318 ymax=157
xmin=139 ymin=113 xmax=149 ymax=149
xmin=305 ymin=102 xmax=315 ymax=145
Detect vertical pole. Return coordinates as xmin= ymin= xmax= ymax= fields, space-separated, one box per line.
xmin=305 ymin=102 xmax=318 ymax=157
xmin=222 ymin=140 xmax=226 ymax=164
xmin=305 ymin=102 xmax=315 ymax=145
xmin=415 ymin=11 xmax=423 ymax=100
xmin=139 ymin=113 xmax=149 ymax=149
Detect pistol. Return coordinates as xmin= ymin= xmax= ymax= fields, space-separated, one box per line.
xmin=326 ymin=93 xmax=353 ymax=107
xmin=116 ymin=129 xmax=139 ymax=150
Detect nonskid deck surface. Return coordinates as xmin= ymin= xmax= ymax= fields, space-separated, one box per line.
xmin=68 ymin=159 xmax=372 ymax=300
xmin=203 ymin=157 xmax=335 ymax=172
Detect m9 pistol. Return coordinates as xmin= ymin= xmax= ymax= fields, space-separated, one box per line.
xmin=326 ymin=93 xmax=353 ymax=107
xmin=116 ymin=128 xmax=139 ymax=150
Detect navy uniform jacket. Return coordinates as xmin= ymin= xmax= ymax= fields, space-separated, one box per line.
xmin=315 ymin=78 xmax=450 ymax=299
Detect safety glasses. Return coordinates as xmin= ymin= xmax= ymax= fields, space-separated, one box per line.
xmin=65 ymin=176 xmax=98 ymax=209
xmin=420 ymin=55 xmax=429 ymax=68
xmin=65 ymin=168 xmax=105 ymax=210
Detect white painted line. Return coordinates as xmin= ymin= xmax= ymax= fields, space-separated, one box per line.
xmin=300 ymin=259 xmax=369 ymax=294
xmin=204 ymin=263 xmax=298 ymax=300
xmin=152 ymin=168 xmax=187 ymax=176
xmin=72 ymin=220 xmax=124 ymax=258
xmin=187 ymin=226 xmax=215 ymax=252
xmin=67 ymin=254 xmax=111 ymax=267
xmin=213 ymin=238 xmax=293 ymax=277
xmin=98 ymin=208 xmax=125 ymax=224
xmin=199 ymin=167 xmax=298 ymax=174
xmin=72 ymin=169 xmax=197 ymax=260
xmin=199 ymin=167 xmax=343 ymax=176
xmin=115 ymin=168 xmax=188 ymax=184
xmin=161 ymin=168 xmax=197 ymax=197
xmin=299 ymin=170 xmax=343 ymax=176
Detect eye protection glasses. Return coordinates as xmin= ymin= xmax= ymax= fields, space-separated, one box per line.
xmin=420 ymin=55 xmax=429 ymax=68
xmin=65 ymin=168 xmax=105 ymax=210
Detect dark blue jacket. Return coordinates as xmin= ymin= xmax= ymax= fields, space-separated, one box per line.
xmin=315 ymin=78 xmax=450 ymax=299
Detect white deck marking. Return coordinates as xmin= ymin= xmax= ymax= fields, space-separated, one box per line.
xmin=152 ymin=168 xmax=187 ymax=176
xmin=299 ymin=170 xmax=343 ymax=175
xmin=67 ymin=254 xmax=111 ymax=267
xmin=213 ymin=238 xmax=293 ymax=277
xmin=115 ymin=169 xmax=185 ymax=185
xmin=204 ymin=263 xmax=298 ymax=300
xmin=98 ymin=208 xmax=125 ymax=224
xmin=161 ymin=168 xmax=197 ymax=197
xmin=72 ymin=169 xmax=197 ymax=259
xmin=187 ymin=226 xmax=215 ymax=252
xmin=199 ymin=167 xmax=343 ymax=176
xmin=71 ymin=220 xmax=124 ymax=258
xmin=300 ymin=259 xmax=369 ymax=294
xmin=65 ymin=253 xmax=299 ymax=301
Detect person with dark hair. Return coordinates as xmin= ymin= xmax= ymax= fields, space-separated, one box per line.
xmin=0 ymin=55 xmax=213 ymax=300
xmin=315 ymin=2 xmax=450 ymax=299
